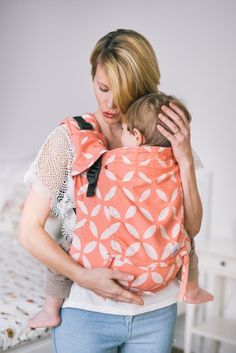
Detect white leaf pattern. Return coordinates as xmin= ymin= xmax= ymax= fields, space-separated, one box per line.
xmin=125 ymin=223 xmax=140 ymax=239
xmin=82 ymin=152 xmax=93 ymax=159
xmin=157 ymin=173 xmax=167 ymax=183
xmin=75 ymin=219 xmax=87 ymax=229
xmin=140 ymin=159 xmax=151 ymax=166
xmin=91 ymin=204 xmax=102 ymax=217
xmin=83 ymin=241 xmax=97 ymax=254
xmin=95 ymin=187 xmax=102 ymax=199
xmin=104 ymin=206 xmax=110 ymax=220
xmin=77 ymin=200 xmax=88 ymax=215
xmin=171 ymin=188 xmax=178 ymax=202
xmin=106 ymin=155 xmax=116 ymax=164
xmin=122 ymin=155 xmax=132 ymax=164
xmin=143 ymin=225 xmax=157 ymax=239
xmin=138 ymin=172 xmax=152 ymax=184
xmin=99 ymin=243 xmax=109 ymax=259
xmin=111 ymin=240 xmax=122 ymax=253
xmin=151 ymin=272 xmax=163 ymax=284
xmin=156 ymin=189 xmax=168 ymax=202
xmin=158 ymin=207 xmax=170 ymax=221
xmin=71 ymin=252 xmax=80 ymax=261
xmin=170 ymin=172 xmax=177 ymax=183
xmin=100 ymin=222 xmax=121 ymax=239
xmin=132 ymin=273 xmax=148 ymax=287
xmin=165 ymin=265 xmax=175 ymax=281
xmin=125 ymin=242 xmax=141 ymax=257
xmin=160 ymin=225 xmax=170 ymax=240
xmin=82 ymin=255 xmax=91 ymax=269
xmin=143 ymin=243 xmax=158 ymax=260
xmin=139 ymin=189 xmax=151 ymax=202
xmin=157 ymin=159 xmax=167 ymax=168
xmin=81 ymin=136 xmax=89 ymax=145
xmin=125 ymin=206 xmax=137 ymax=219
xmin=110 ymin=206 xmax=120 ymax=218
xmin=105 ymin=169 xmax=116 ymax=181
xmin=104 ymin=186 xmax=117 ymax=201
xmin=122 ymin=187 xmax=135 ymax=201
xmin=122 ymin=171 xmax=135 ymax=182
xmin=161 ymin=243 xmax=173 ymax=260
xmin=172 ymin=223 xmax=181 ymax=238
xmin=139 ymin=207 xmax=154 ymax=221
xmin=89 ymin=221 xmax=98 ymax=238
xmin=72 ymin=236 xmax=81 ymax=250
xmin=77 ymin=183 xmax=88 ymax=195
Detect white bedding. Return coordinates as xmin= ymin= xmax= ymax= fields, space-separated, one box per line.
xmin=0 ymin=231 xmax=50 ymax=351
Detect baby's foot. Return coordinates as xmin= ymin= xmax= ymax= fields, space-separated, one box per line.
xmin=186 ymin=287 xmax=214 ymax=304
xmin=29 ymin=309 xmax=61 ymax=328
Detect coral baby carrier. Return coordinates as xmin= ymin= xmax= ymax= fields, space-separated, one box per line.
xmin=62 ymin=114 xmax=191 ymax=300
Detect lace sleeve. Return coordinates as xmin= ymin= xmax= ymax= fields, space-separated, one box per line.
xmin=24 ymin=125 xmax=74 ymax=218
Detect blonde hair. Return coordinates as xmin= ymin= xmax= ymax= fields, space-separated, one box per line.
xmin=90 ymin=29 xmax=160 ymax=112
xmin=124 ymin=92 xmax=192 ymax=147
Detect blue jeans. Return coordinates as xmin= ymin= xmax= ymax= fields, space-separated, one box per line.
xmin=52 ymin=304 xmax=177 ymax=353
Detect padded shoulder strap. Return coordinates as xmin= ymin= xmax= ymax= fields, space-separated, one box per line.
xmin=73 ymin=116 xmax=94 ymax=131
xmin=72 ymin=116 xmax=102 ymax=197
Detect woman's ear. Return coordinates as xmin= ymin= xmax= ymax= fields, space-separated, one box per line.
xmin=132 ymin=128 xmax=145 ymax=146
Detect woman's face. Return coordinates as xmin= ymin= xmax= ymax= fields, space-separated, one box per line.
xmin=93 ymin=64 xmax=121 ymax=124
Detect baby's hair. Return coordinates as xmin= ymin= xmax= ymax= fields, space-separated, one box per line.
xmin=124 ymin=92 xmax=192 ymax=147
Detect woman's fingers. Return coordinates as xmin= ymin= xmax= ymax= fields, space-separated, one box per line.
xmin=169 ymin=102 xmax=190 ymax=126
xmin=97 ymin=287 xmax=144 ymax=305
xmin=157 ymin=124 xmax=176 ymax=144
xmin=85 ymin=268 xmax=144 ymax=305
xmin=159 ymin=104 xmax=189 ymax=136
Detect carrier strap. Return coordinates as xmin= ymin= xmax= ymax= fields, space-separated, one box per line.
xmin=72 ymin=116 xmax=102 ymax=197
xmin=73 ymin=116 xmax=94 ymax=131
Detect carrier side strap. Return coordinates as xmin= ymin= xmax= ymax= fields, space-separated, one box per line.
xmin=86 ymin=156 xmax=102 ymax=197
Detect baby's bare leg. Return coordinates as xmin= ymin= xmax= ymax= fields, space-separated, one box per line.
xmin=185 ymin=238 xmax=213 ymax=304
xmin=29 ymin=296 xmax=64 ymax=328
xmin=186 ymin=280 xmax=214 ymax=304
xmin=29 ymin=237 xmax=72 ymax=328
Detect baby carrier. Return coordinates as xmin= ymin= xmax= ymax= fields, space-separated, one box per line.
xmin=62 ymin=115 xmax=191 ymax=300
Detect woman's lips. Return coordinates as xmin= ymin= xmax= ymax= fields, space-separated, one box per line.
xmin=103 ymin=112 xmax=118 ymax=119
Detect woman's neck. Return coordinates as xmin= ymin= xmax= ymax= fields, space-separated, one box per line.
xmin=94 ymin=110 xmax=122 ymax=149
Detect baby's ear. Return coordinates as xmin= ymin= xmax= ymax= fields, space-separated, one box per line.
xmin=133 ymin=128 xmax=145 ymax=146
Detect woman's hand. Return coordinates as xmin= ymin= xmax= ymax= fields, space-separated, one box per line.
xmin=157 ymin=102 xmax=193 ymax=166
xmin=156 ymin=102 xmax=203 ymax=236
xmin=78 ymin=267 xmax=144 ymax=305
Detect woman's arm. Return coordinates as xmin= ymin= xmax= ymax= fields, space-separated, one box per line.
xmin=157 ymin=102 xmax=203 ymax=236
xmin=20 ymin=188 xmax=144 ymax=305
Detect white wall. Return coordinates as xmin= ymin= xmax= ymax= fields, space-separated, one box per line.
xmin=1 ymin=0 xmax=235 ymax=349
xmin=1 ymin=0 xmax=235 ymax=240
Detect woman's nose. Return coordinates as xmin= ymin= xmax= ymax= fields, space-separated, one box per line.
xmin=107 ymin=94 xmax=116 ymax=109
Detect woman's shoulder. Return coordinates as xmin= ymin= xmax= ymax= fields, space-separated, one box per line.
xmin=61 ymin=113 xmax=100 ymax=133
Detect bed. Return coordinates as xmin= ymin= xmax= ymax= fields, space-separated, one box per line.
xmin=0 ymin=229 xmax=52 ymax=352
xmin=0 ymin=157 xmax=55 ymax=353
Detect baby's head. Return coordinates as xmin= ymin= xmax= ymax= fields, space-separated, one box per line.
xmin=121 ymin=92 xmax=192 ymax=147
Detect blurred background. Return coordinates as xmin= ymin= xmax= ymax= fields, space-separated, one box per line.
xmin=0 ymin=1 xmax=235 ymax=352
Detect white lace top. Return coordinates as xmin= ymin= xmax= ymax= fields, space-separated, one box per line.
xmin=25 ymin=121 xmax=202 ymax=315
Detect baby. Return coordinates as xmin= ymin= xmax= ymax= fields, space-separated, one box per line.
xmin=29 ymin=92 xmax=213 ymax=328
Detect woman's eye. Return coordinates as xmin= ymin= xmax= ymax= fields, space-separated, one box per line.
xmin=99 ymin=87 xmax=109 ymax=92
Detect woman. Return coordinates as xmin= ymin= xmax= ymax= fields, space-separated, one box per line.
xmin=20 ymin=29 xmax=202 ymax=353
